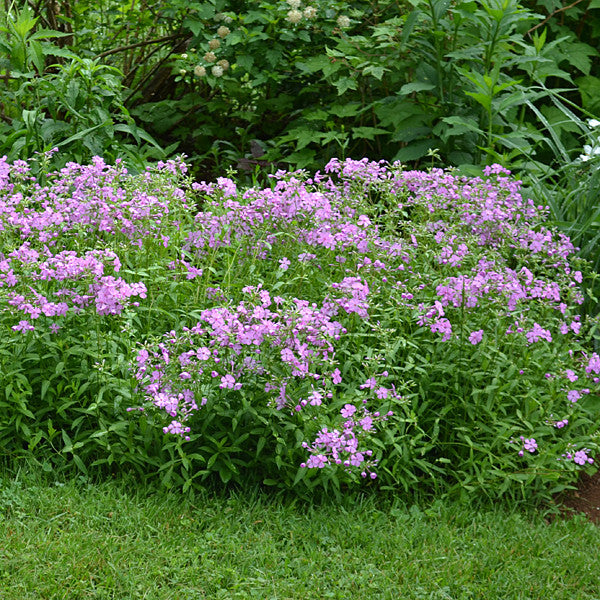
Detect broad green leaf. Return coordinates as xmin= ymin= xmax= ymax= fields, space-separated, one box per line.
xmin=399 ymin=81 xmax=436 ymax=95
xmin=328 ymin=102 xmax=363 ymax=118
xmin=235 ymin=54 xmax=254 ymax=71
xmin=183 ymin=17 xmax=205 ymax=37
xmin=362 ymin=64 xmax=387 ymax=80
xmin=295 ymin=54 xmax=330 ymax=74
xmin=334 ymin=76 xmax=357 ymax=95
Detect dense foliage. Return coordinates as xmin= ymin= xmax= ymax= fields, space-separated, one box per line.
xmin=0 ymin=154 xmax=598 ymax=502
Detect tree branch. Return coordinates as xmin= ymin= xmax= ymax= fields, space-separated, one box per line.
xmin=527 ymin=0 xmax=587 ymax=35
xmin=95 ymin=33 xmax=188 ymax=60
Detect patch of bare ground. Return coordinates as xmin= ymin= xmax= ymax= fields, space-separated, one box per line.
xmin=557 ymin=471 xmax=600 ymax=523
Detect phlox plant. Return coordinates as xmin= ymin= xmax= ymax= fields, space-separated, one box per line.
xmin=0 ymin=152 xmax=598 ymax=502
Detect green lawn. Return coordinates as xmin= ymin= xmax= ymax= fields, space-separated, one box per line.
xmin=1 ymin=466 xmax=599 ymax=599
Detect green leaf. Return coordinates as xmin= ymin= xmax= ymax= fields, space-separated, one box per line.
xmin=576 ymin=75 xmax=600 ymax=113
xmin=399 ymin=81 xmax=436 ymax=95
xmin=435 ymin=115 xmax=482 ymax=140
xmin=265 ymin=49 xmax=282 ymax=68
xmin=295 ymin=55 xmax=330 ymax=74
xmin=362 ymin=65 xmax=387 ymax=80
xmin=400 ymin=9 xmax=421 ymax=46
xmin=28 ymin=29 xmax=71 ymax=41
xmin=465 ymin=91 xmax=491 ymax=111
xmin=235 ymin=54 xmax=254 ymax=71
xmin=55 ymin=120 xmax=112 ymax=148
xmin=328 ymin=102 xmax=363 ymax=118
xmin=334 ymin=77 xmax=357 ymax=95
xmin=27 ymin=40 xmax=45 ymax=73
xmin=561 ymin=42 xmax=598 ymax=76
xmin=392 ymin=139 xmax=433 ymax=161
xmin=351 ymin=126 xmax=389 ymax=140
xmin=285 ymin=148 xmax=316 ymax=169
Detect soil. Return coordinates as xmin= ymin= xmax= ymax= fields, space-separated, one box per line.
xmin=558 ymin=471 xmax=600 ymax=523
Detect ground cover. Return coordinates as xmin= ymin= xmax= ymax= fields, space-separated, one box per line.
xmin=1 ymin=466 xmax=600 ymax=600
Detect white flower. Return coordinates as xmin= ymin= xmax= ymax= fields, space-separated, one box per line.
xmin=286 ymin=9 xmax=302 ymax=23
xmin=208 ymin=38 xmax=221 ymax=50
xmin=204 ymin=51 xmax=217 ymax=63
xmin=211 ymin=65 xmax=224 ymax=77
xmin=287 ymin=0 xmax=302 ymax=8
xmin=181 ymin=53 xmax=188 ymax=59
xmin=179 ymin=68 xmax=186 ymax=76
xmin=588 ymin=119 xmax=600 ymax=128
xmin=580 ymin=144 xmax=600 ymax=161
xmin=217 ymin=25 xmax=230 ymax=38
xmin=217 ymin=59 xmax=229 ymax=71
xmin=304 ymin=6 xmax=317 ymax=19
xmin=194 ymin=65 xmax=206 ymax=77
xmin=337 ymin=15 xmax=351 ymax=28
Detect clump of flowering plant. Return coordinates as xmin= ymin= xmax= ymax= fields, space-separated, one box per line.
xmin=1 ymin=152 xmax=598 ymax=500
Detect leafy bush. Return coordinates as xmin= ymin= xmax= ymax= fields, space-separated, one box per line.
xmin=0 ymin=153 xmax=598 ymax=502
xmin=100 ymin=0 xmax=600 ymax=180
xmin=0 ymin=6 xmax=165 ymax=173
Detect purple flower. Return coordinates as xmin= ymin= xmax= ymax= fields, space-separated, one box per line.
xmin=360 ymin=377 xmax=377 ymax=390
xmin=341 ymin=404 xmax=356 ymax=418
xmin=12 ymin=320 xmax=34 ymax=332
xmin=468 ymin=329 xmax=483 ymax=345
xmin=308 ymin=390 xmax=323 ymax=406
xmin=526 ymin=323 xmax=552 ymax=344
xmin=375 ymin=387 xmax=389 ymax=399
xmin=567 ymin=390 xmax=581 ymax=403
xmin=574 ymin=450 xmax=590 ymax=465
xmin=522 ymin=438 xmax=537 ymax=453
xmin=220 ymin=374 xmax=237 ymax=389
xmin=565 ymin=369 xmax=578 ymax=382
xmin=359 ymin=416 xmax=374 ymax=431
xmin=586 ymin=353 xmax=600 ymax=375
xmin=306 ymin=454 xmax=328 ymax=468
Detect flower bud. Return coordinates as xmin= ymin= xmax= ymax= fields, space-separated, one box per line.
xmin=217 ymin=25 xmax=230 ymax=38
xmin=194 ymin=65 xmax=206 ymax=77
xmin=304 ymin=6 xmax=317 ymax=19
xmin=217 ymin=59 xmax=229 ymax=71
xmin=208 ymin=38 xmax=221 ymax=50
xmin=211 ymin=65 xmax=224 ymax=77
xmin=178 ymin=68 xmax=186 ymax=75
xmin=204 ymin=51 xmax=217 ymax=63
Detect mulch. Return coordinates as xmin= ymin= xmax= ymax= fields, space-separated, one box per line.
xmin=557 ymin=471 xmax=600 ymax=523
